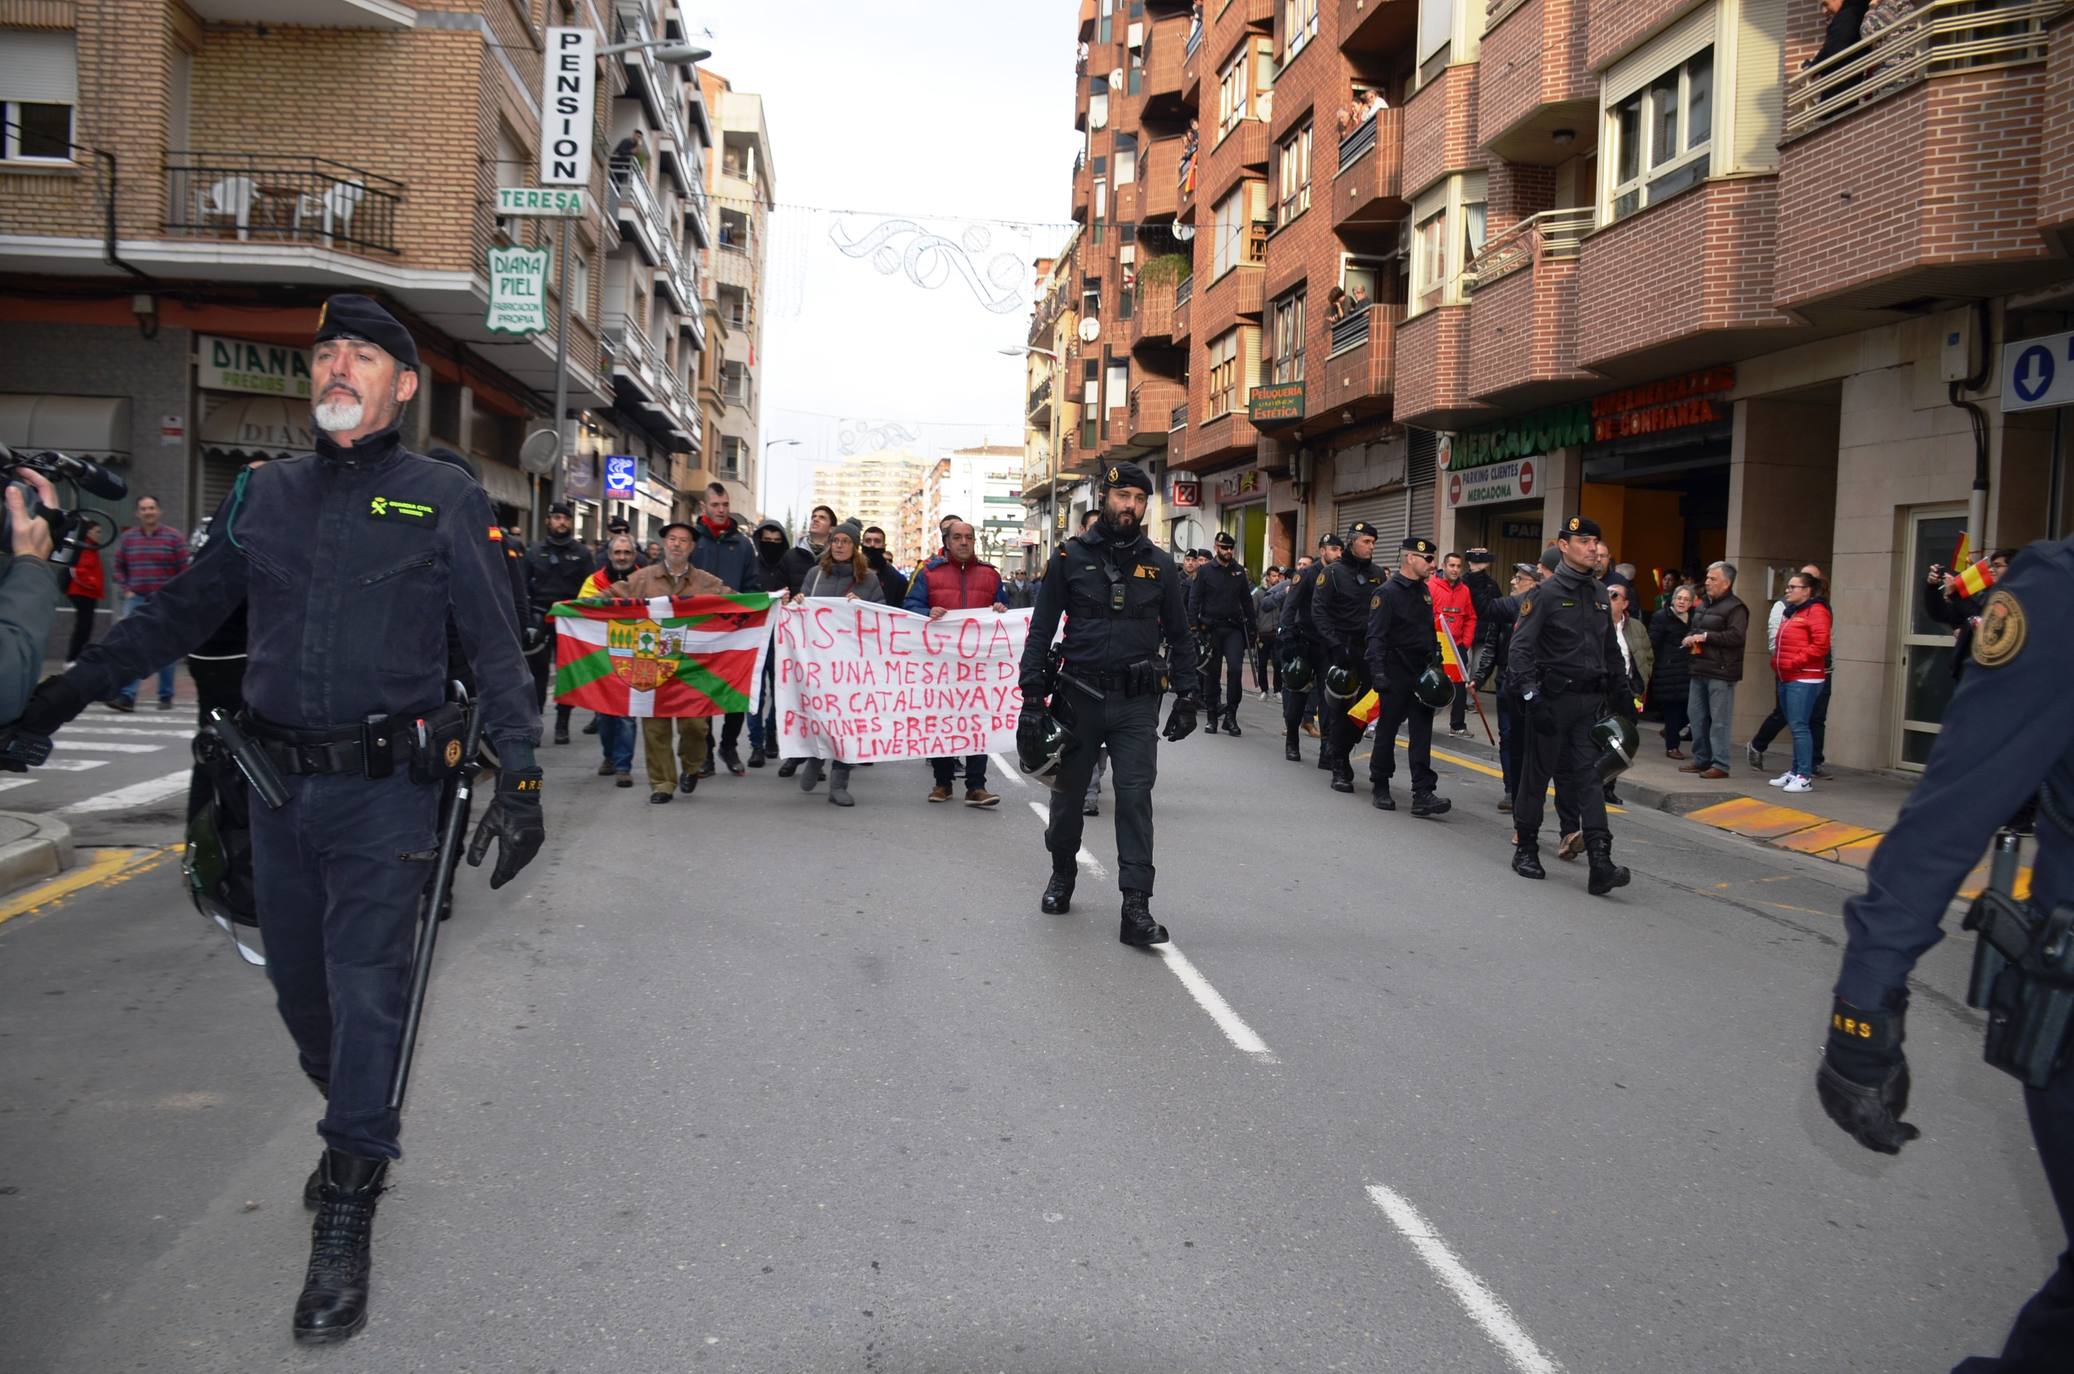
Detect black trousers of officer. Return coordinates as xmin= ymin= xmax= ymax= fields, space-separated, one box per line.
xmin=1325 ymin=689 xmax=1364 ymax=781
xmin=1046 ymin=682 xmax=1160 ymax=894
xmin=529 ymin=624 xmax=573 ymax=725
xmin=1202 ymin=625 xmax=1247 ymax=717
xmin=1368 ymin=669 xmax=1438 ymax=795
xmin=250 ymin=769 xmax=439 ymax=1160
xmin=1510 ymin=691 xmax=1605 ymax=842
xmin=1955 ymin=1064 xmax=2074 ymax=1371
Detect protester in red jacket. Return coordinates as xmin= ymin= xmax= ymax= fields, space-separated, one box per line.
xmin=903 ymin=519 xmax=1009 ymax=807
xmin=1768 ymin=573 xmax=1832 ymax=792
xmin=64 ymin=544 xmax=104 ymax=663
xmin=1430 ymin=553 xmax=1478 ymax=734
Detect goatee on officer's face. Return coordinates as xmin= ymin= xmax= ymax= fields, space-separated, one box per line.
xmin=312 ymin=390 xmax=365 ymax=433
xmin=1101 ymin=488 xmax=1146 ymax=535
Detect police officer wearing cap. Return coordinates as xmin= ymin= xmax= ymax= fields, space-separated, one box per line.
xmin=1507 ymin=514 xmax=1630 ymax=894
xmin=1187 ymin=529 xmax=1255 ymax=736
xmin=525 ymin=499 xmax=594 ymax=743
xmin=1363 ymin=537 xmax=1452 ymax=817
xmin=1813 ymin=540 xmax=2074 ymax=1371
xmin=1282 ymin=532 xmax=1341 ymax=765
xmin=1019 ymin=460 xmax=1202 ymax=946
xmin=1314 ymin=520 xmax=1386 ymax=792
xmin=0 ymin=293 xmax=543 ymax=1344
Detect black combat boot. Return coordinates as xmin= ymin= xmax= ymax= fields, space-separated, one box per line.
xmin=1330 ymin=764 xmax=1355 ymax=794
xmin=1371 ymin=787 xmax=1396 ymax=811
xmin=1119 ymin=890 xmax=1168 ymax=946
xmin=1203 ymin=713 xmax=1221 ymax=735
xmin=1223 ymin=711 xmax=1241 ymax=737
xmin=1411 ymin=790 xmax=1452 ymax=818
xmin=292 ymin=1150 xmax=387 ymax=1344
xmin=1284 ymin=736 xmax=1301 ymax=762
xmin=1512 ymin=841 xmax=1546 ymax=880
xmin=1041 ymin=862 xmax=1076 ymax=914
xmin=1585 ymin=833 xmax=1631 ymax=896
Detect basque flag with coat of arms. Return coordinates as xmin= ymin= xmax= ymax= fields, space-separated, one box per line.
xmin=550 ymin=593 xmax=776 ymax=717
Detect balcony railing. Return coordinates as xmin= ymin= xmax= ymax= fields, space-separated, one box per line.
xmin=1246 ymin=219 xmax=1270 ymax=264
xmin=1337 ymin=112 xmax=1380 ymax=170
xmin=1028 ymin=374 xmax=1054 ymax=416
xmin=1464 ymin=207 xmax=1595 ymax=292
xmin=1328 ymin=305 xmax=1375 ymax=357
xmin=606 ymin=312 xmax=654 ymax=380
xmin=1784 ymin=0 xmax=2056 ymax=137
xmin=617 ymin=6 xmax=689 ymax=153
xmin=1175 ymin=274 xmax=1194 ymax=305
xmin=164 ymin=152 xmax=402 ymax=255
xmin=1169 ymin=403 xmax=1188 ymax=431
xmin=1184 ymin=20 xmax=1202 ymax=55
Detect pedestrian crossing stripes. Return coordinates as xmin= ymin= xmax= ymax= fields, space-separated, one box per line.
xmin=55 ymin=770 xmax=193 ymax=815
xmin=52 ymin=741 xmax=167 ymax=754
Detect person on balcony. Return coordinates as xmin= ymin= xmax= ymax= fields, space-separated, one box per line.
xmin=1805 ymin=0 xmax=1872 ymax=97
xmin=1327 ymin=286 xmax=1350 ymax=324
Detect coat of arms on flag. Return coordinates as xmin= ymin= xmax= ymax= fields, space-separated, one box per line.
xmin=551 ymin=593 xmax=776 ymax=717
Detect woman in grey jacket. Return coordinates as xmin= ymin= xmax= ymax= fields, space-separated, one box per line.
xmin=787 ymin=521 xmax=883 ymax=807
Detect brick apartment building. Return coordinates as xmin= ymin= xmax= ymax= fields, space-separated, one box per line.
xmin=1033 ymin=0 xmax=2074 ymax=773
xmin=700 ymin=69 xmax=774 ymax=508
xmin=0 ymin=1 xmax=770 ymax=546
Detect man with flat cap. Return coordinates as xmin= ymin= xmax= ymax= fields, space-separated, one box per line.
xmin=1507 ymin=514 xmax=1630 ymax=894
xmin=1312 ymin=520 xmax=1386 ymax=792
xmin=1187 ymin=528 xmax=1255 ymax=736
xmin=525 ymin=498 xmax=595 ymax=744
xmin=1020 ymin=460 xmax=1202 ymax=946
xmin=1 ymin=293 xmax=544 ymax=1343
xmin=1363 ymin=536 xmax=1452 ymax=817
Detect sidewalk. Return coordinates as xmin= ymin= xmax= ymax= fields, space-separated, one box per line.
xmin=0 ymin=811 xmax=75 ymax=892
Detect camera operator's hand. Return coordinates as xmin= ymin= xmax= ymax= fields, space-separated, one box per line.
xmin=0 ymin=676 xmax=87 ymax=772
xmin=7 ymin=467 xmax=57 ymax=562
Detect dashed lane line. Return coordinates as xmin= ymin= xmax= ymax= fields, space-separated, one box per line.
xmin=989 ymin=752 xmax=1026 ymax=786
xmin=54 ymin=769 xmax=193 ymax=815
xmin=1365 ymin=1185 xmax=1567 ymax=1374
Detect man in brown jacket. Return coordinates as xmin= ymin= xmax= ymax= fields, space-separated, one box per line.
xmin=1679 ymin=560 xmax=1748 ymax=779
xmin=609 ymin=521 xmax=728 ymax=804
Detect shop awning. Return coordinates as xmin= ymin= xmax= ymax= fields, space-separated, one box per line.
xmin=200 ymin=396 xmax=313 ymax=459
xmin=0 ymin=394 xmax=131 ymax=461
xmin=474 ymin=455 xmax=534 ymax=512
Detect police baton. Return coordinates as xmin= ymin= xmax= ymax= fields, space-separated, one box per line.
xmin=388 ymin=684 xmax=485 ymax=1112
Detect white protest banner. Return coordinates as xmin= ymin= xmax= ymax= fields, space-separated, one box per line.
xmin=776 ymin=603 xmax=1034 ymax=763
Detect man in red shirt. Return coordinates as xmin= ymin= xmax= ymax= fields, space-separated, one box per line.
xmin=903 ymin=519 xmax=1009 ymax=806
xmin=1430 ymin=551 xmax=1477 ymax=735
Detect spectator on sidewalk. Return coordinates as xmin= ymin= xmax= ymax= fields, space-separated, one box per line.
xmin=905 ymin=518 xmax=1007 ymax=807
xmin=579 ymin=536 xmax=643 ymax=788
xmin=1680 ymin=561 xmax=1748 ymax=779
xmin=788 ymin=520 xmax=883 ymax=807
xmin=108 ymin=494 xmax=188 ymax=711
xmin=1648 ymin=584 xmax=1696 ymax=757
xmin=692 ymin=482 xmax=756 ymax=778
xmin=1749 ymin=562 xmax=1831 ymax=776
xmin=607 ymin=522 xmax=728 ymax=805
xmin=1767 ymin=573 xmax=1832 ymax=794
xmin=1432 ymin=552 xmax=1477 ymax=736
xmin=64 ymin=542 xmax=103 ymax=665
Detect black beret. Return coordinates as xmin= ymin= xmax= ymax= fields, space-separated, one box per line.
xmin=1102 ymin=460 xmax=1153 ymax=494
xmin=1318 ymin=533 xmax=1343 ymax=549
xmin=315 ymin=293 xmax=419 ymax=369
xmin=1558 ymin=514 xmax=1603 ymax=539
xmin=1346 ymin=520 xmax=1379 ymax=540
xmin=548 ymin=501 xmax=575 ymax=517
xmin=1214 ymin=531 xmax=1235 ymax=547
xmin=1402 ymin=536 xmax=1437 ymax=556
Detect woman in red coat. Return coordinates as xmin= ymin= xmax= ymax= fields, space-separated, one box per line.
xmin=1768 ymin=572 xmax=1831 ymax=793
xmin=64 ymin=544 xmax=103 ymax=663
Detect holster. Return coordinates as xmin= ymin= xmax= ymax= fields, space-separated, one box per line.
xmin=1963 ymin=888 xmax=2074 ymax=1089
xmin=407 ymin=702 xmax=471 ymax=784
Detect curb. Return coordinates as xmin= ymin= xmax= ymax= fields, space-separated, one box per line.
xmin=0 ymin=810 xmax=76 ymax=894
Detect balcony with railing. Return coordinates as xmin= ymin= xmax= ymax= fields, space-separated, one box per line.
xmin=1477 ymin=0 xmax=1593 ymax=163
xmin=605 ymin=310 xmax=657 ymax=394
xmin=1128 ymin=377 xmax=1187 ymax=445
xmin=1142 ymin=136 xmax=1182 ymax=220
xmin=616 ymin=5 xmax=689 ymax=154
xmin=1392 ymin=304 xmax=1487 ymax=430
xmin=1179 ymin=405 xmax=1259 ymax=472
xmin=612 ymin=160 xmax=667 ymax=267
xmin=1330 ymin=106 xmax=1405 ymax=247
xmin=163 ymin=152 xmax=402 ymax=255
xmin=1028 ymin=372 xmax=1055 ymax=423
xmin=1340 ymin=0 xmax=1415 ymax=55
xmin=1321 ymin=301 xmax=1406 ymax=421
xmin=1464 ymin=207 xmax=1594 ymax=408
xmin=1132 ymin=271 xmax=1179 ymax=347
xmin=1172 ymin=272 xmax=1194 ymax=342
xmin=1145 ymin=12 xmax=1192 ymax=106
xmin=1777 ymin=0 xmax=2064 ymax=314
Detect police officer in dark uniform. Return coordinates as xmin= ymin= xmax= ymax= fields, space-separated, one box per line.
xmin=2 ymin=295 xmax=543 ymax=1344
xmin=524 ymin=500 xmax=594 ymax=744
xmin=1187 ymin=529 xmax=1254 ymax=735
xmin=1815 ymin=544 xmax=2074 ymax=1371
xmin=1020 ymin=461 xmax=1201 ymax=946
xmin=1313 ymin=520 xmax=1385 ymax=793
xmin=1506 ymin=515 xmax=1629 ymax=894
xmin=1282 ymin=533 xmax=1340 ymax=766
xmin=1363 ymin=536 xmax=1452 ymax=818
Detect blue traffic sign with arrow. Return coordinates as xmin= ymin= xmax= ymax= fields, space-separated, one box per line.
xmin=2001 ymin=331 xmax=2074 ymax=413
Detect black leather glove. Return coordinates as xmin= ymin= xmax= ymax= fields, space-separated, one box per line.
xmin=0 ymin=676 xmax=88 ymax=772
xmin=1019 ymin=673 xmax=1048 ymax=705
xmin=520 ymin=624 xmax=550 ymax=655
xmin=1526 ymin=692 xmax=1559 ymax=737
xmin=1162 ymin=695 xmax=1200 ymax=743
xmin=1816 ymin=995 xmax=1921 ymax=1155
xmin=465 ymin=766 xmax=544 ymax=890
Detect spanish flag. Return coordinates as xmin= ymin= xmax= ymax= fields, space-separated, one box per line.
xmin=1952 ymin=532 xmax=1971 ymax=570
xmin=1435 ymin=625 xmax=1467 ymax=683
xmin=1347 ymin=688 xmax=1382 ymax=725
xmin=1953 ymin=559 xmax=1995 ymax=600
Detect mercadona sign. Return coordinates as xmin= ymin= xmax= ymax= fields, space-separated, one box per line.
xmin=1445 ymin=455 xmax=1538 ymax=509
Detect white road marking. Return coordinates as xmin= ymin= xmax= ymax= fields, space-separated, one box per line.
xmin=1154 ymin=943 xmax=1276 ymax=1062
xmin=52 ymin=741 xmax=166 ymax=754
xmin=62 ymin=725 xmax=195 ymax=739
xmin=1024 ymin=800 xmax=1104 ymax=877
xmin=55 ymin=769 xmax=192 ymax=814
xmin=0 ymin=778 xmax=32 ymax=794
xmin=989 ymin=752 xmax=1025 ymax=785
xmin=38 ymin=758 xmax=109 ymax=772
xmin=1364 ymin=1185 xmax=1566 ymax=1374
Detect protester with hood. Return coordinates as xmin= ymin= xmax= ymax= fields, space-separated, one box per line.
xmin=861 ymin=525 xmax=909 ymax=607
xmin=689 ymin=483 xmax=758 ymax=776
xmin=746 ymin=518 xmax=791 ymax=767
xmin=782 ymin=505 xmax=837 ymax=594
xmin=785 ymin=520 xmax=882 ymax=807
xmin=524 ymin=500 xmax=594 ymax=744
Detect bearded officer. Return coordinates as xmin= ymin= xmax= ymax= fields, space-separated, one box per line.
xmin=1363 ymin=536 xmax=1451 ymax=817
xmin=1312 ymin=520 xmax=1385 ymax=793
xmin=1815 ymin=544 xmax=2074 ymax=1372
xmin=1507 ymin=514 xmax=1628 ymax=894
xmin=1 ymin=294 xmax=543 ymax=1343
xmin=1020 ymin=460 xmax=1201 ymax=946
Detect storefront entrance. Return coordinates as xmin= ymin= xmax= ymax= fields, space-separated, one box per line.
xmin=1896 ymin=505 xmax=1967 ymax=770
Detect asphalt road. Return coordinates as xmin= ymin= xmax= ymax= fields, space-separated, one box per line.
xmin=0 ymin=698 xmax=2055 ymax=1372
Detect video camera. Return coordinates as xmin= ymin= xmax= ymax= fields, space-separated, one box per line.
xmin=0 ymin=440 xmax=127 ymax=574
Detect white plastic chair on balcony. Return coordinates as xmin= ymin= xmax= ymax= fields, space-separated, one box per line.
xmin=293 ymin=179 xmax=365 ymax=247
xmin=197 ymin=175 xmax=257 ymax=240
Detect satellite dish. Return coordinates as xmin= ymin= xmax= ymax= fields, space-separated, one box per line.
xmin=1172 ymin=223 xmax=1196 ymax=241
xmin=1078 ymin=317 xmax=1101 ymax=344
xmin=1110 ymin=67 xmax=1124 ymax=90
xmin=519 ymin=428 xmax=562 ymax=476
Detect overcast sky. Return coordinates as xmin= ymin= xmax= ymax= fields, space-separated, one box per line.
xmin=692 ymin=1 xmax=1081 ymax=526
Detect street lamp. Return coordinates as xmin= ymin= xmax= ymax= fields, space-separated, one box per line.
xmin=1001 ymin=345 xmax=1063 ymax=562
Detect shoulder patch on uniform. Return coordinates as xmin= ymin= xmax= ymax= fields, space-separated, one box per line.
xmin=1370 ymin=594 xmax=1381 ymax=609
xmin=1519 ymin=596 xmax=1535 ymax=617
xmin=1314 ymin=571 xmax=1327 ymax=586
xmin=1134 ymin=564 xmax=1161 ymax=579
xmin=487 ymin=524 xmax=504 ymax=541
xmin=369 ymin=496 xmax=438 ymax=525
xmin=1973 ymin=588 xmax=2027 ymax=668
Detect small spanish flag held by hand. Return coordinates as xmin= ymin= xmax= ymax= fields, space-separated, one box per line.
xmin=1952 ymin=532 xmax=1971 ymax=570
xmin=1954 ymin=559 xmax=1995 ymax=600
xmin=1348 ymin=688 xmax=1382 ymax=725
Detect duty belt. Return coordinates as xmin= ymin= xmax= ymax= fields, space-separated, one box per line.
xmin=243 ymin=711 xmax=416 ymax=777
xmin=1544 ymin=672 xmax=1607 ymax=696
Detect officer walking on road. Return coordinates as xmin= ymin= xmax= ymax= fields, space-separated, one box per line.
xmin=1814 ymin=539 xmax=2074 ymax=1371
xmin=1313 ymin=521 xmax=1385 ymax=794
xmin=1281 ymin=533 xmax=1340 ymax=765
xmin=1187 ymin=529 xmax=1254 ymax=736
xmin=0 ymin=294 xmax=543 ymax=1343
xmin=1363 ymin=536 xmax=1452 ymax=817
xmin=1020 ymin=461 xmax=1201 ymax=946
xmin=1506 ymin=515 xmax=1629 ymax=894
xmin=525 ymin=501 xmax=594 ymax=744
